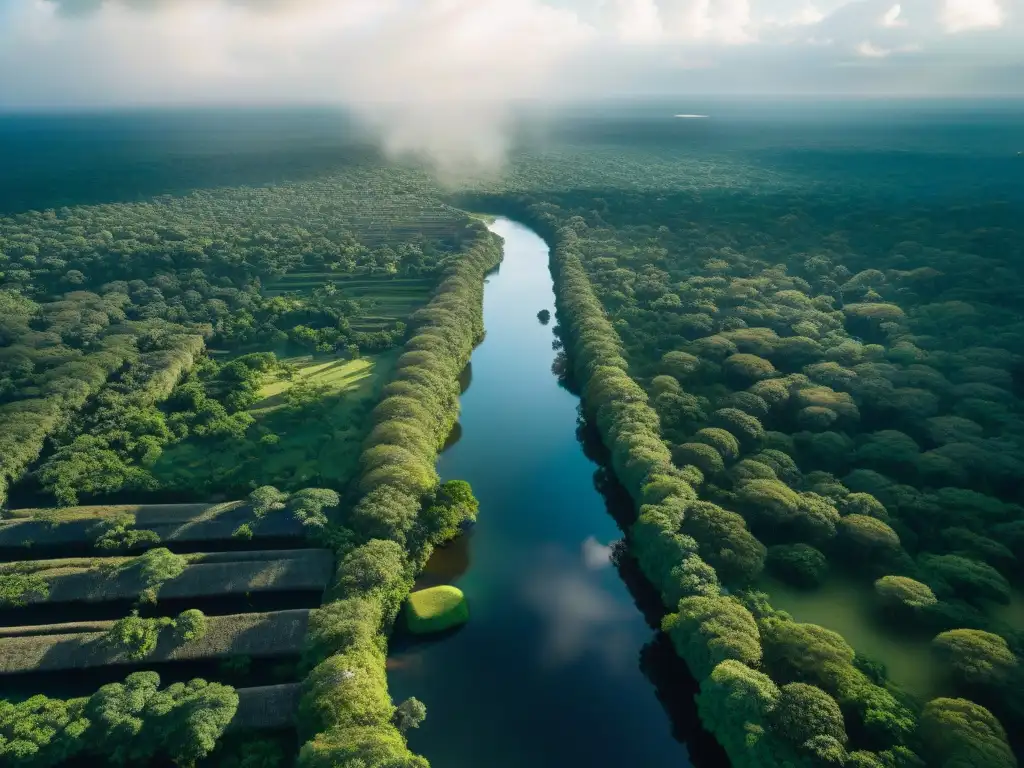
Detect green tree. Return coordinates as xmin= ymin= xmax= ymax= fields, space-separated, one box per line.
xmin=932 ymin=629 xmax=1018 ymax=689
xmin=393 ymin=697 xmax=427 ymax=735
xmin=769 ymin=682 xmax=848 ymax=747
xmin=663 ymin=595 xmax=762 ymax=679
xmin=918 ymin=697 xmax=1015 ymax=768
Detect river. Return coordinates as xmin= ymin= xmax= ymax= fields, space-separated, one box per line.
xmin=387 ymin=218 xmax=702 ymax=767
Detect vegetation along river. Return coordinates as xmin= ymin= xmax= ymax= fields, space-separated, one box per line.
xmin=387 ymin=218 xmax=698 ymax=767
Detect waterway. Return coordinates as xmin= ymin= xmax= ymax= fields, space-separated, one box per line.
xmin=387 ymin=218 xmax=703 ymax=767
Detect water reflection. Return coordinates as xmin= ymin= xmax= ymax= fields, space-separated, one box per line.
xmin=415 ymin=533 xmax=472 ymax=589
xmin=522 ymin=543 xmax=637 ymax=673
xmin=442 ymin=421 xmax=463 ymax=452
xmin=582 ymin=536 xmax=615 ymax=569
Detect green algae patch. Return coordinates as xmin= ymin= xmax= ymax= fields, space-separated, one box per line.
xmin=405 ymin=586 xmax=469 ymax=634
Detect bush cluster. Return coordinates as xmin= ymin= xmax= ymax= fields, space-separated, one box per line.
xmin=0 ymin=671 xmax=236 ymax=767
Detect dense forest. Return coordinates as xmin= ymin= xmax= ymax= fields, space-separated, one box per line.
xmin=1 ymin=105 xmax=1023 ymax=768
xmin=460 ymin=120 xmax=1024 ymax=768
xmin=0 ymin=168 xmax=482 ymax=507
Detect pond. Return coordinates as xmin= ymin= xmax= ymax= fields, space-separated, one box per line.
xmin=387 ymin=218 xmax=709 ymax=767
xmin=759 ymin=573 xmax=944 ymax=699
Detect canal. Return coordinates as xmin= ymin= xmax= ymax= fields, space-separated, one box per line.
xmin=387 ymin=218 xmax=703 ymax=767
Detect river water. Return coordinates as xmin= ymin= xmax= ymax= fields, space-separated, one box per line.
xmin=387 ymin=218 xmax=699 ymax=767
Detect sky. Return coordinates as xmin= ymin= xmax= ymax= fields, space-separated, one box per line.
xmin=0 ymin=0 xmax=1020 ymax=110
xmin=0 ymin=0 xmax=1020 ymax=170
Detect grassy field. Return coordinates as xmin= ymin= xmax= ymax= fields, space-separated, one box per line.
xmin=152 ymin=349 xmax=398 ymax=494
xmin=2 ymin=503 xmax=215 ymax=522
xmin=0 ymin=609 xmax=312 ymax=674
xmin=250 ymin=355 xmax=380 ymax=415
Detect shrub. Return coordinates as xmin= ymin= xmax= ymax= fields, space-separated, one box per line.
xmin=297 ymin=724 xmax=427 ymax=768
xmin=932 ymin=629 xmax=1018 ymax=688
xmin=919 ymin=698 xmax=1015 ymax=768
xmin=289 ymin=488 xmax=341 ymax=529
xmin=105 ymin=612 xmax=172 ymax=660
xmin=767 ymin=544 xmax=828 ymax=588
xmin=304 ymin=597 xmax=384 ymax=667
xmin=797 ymin=406 xmax=838 ymax=431
xmin=722 ymin=353 xmax=776 ymax=384
xmin=130 ymin=547 xmax=187 ymax=601
xmin=680 ymin=501 xmax=766 ymax=584
xmin=299 ymin=646 xmax=393 ymax=735
xmin=919 ymin=554 xmax=1011 ymax=605
xmin=249 ymin=485 xmax=288 ymax=518
xmin=672 ymin=442 xmax=725 ymax=475
xmin=331 ymin=540 xmax=411 ymax=623
xmin=692 ymin=427 xmax=741 ymax=462
xmin=662 ymin=595 xmax=762 ymax=679
xmin=749 ymin=378 xmax=792 ymax=408
xmin=85 ymin=671 xmax=237 ymax=766
xmin=393 ymin=697 xmax=427 ymax=735
xmin=769 ymin=682 xmax=847 ymax=747
xmin=94 ymin=522 xmax=161 ymax=552
xmin=722 ymin=391 xmax=770 ymax=418
xmin=661 ymin=350 xmax=701 ymax=380
xmin=761 ymin=619 xmax=855 ymax=685
xmin=174 ymin=609 xmax=207 ymax=643
xmin=838 ymin=515 xmax=901 ymax=558
xmin=874 ymin=576 xmax=937 ymax=612
xmin=711 ymin=408 xmax=765 ymax=448
xmin=729 ymin=458 xmax=777 ymax=484
xmin=0 ymin=571 xmax=50 ymax=607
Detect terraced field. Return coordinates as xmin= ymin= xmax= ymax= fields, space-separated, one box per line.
xmin=265 ymin=273 xmax=436 ymax=332
xmin=0 ymin=502 xmax=306 ymax=558
xmin=0 ymin=503 xmax=329 ymax=741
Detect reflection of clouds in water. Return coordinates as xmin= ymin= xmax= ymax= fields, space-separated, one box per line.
xmin=582 ymin=535 xmax=614 ymax=569
xmin=522 ymin=543 xmax=635 ymax=673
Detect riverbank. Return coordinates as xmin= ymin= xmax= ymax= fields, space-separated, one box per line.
xmin=294 ymin=221 xmax=502 ymax=766
xmin=387 ymin=218 xmax=709 ymax=767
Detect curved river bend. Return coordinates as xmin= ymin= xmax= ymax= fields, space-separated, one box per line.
xmin=387 ymin=219 xmax=699 ymax=767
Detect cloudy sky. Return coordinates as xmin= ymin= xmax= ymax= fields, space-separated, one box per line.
xmin=0 ymin=0 xmax=1020 ymax=111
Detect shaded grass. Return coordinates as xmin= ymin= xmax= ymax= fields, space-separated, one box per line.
xmin=0 ymin=609 xmax=312 ymax=674
xmin=0 ymin=501 xmax=307 ymax=555
xmin=2 ymin=549 xmax=333 ymax=606
xmin=228 ymin=683 xmax=302 ymax=732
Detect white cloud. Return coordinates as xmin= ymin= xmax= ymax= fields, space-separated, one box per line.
xmin=855 ymin=38 xmax=923 ymax=58
xmin=856 ymin=40 xmax=891 ymax=57
xmin=940 ymin=0 xmax=1005 ymax=33
xmin=610 ymin=0 xmax=664 ymax=42
xmin=660 ymin=0 xmax=756 ymax=43
xmin=791 ymin=4 xmax=826 ymax=25
xmin=881 ymin=4 xmax=907 ymax=28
